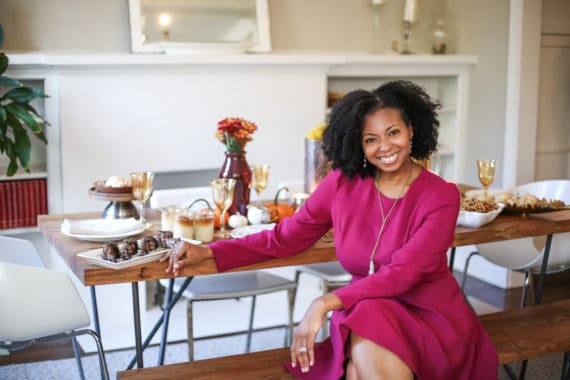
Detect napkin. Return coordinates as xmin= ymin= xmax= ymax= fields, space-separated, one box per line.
xmin=61 ymin=218 xmax=143 ymax=236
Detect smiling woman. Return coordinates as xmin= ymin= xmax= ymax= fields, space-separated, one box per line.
xmin=128 ymin=0 xmax=271 ymax=54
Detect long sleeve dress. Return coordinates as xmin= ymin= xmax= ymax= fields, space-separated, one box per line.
xmin=210 ymin=168 xmax=498 ymax=379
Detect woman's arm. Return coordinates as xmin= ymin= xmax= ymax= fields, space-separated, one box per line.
xmin=209 ymin=171 xmax=342 ymax=272
xmin=291 ymin=293 xmax=343 ymax=373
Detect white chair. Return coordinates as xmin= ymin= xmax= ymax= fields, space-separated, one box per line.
xmin=0 ymin=236 xmax=109 ymax=380
xmin=461 ymin=180 xmax=570 ymax=306
xmin=150 ymin=187 xmax=297 ymax=362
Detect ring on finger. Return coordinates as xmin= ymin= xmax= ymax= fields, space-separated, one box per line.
xmin=298 ymin=346 xmax=308 ymax=353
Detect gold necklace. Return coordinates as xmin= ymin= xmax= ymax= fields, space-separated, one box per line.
xmin=368 ymin=165 xmax=415 ymax=276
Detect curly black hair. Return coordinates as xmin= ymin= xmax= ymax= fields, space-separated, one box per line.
xmin=322 ymin=80 xmax=440 ymax=179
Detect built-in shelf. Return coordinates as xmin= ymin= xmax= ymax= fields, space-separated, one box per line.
xmin=0 ymin=171 xmax=48 ymax=181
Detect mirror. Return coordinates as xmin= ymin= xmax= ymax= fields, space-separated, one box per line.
xmin=128 ymin=0 xmax=271 ymax=54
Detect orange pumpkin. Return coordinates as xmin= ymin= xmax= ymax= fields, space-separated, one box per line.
xmin=265 ymin=187 xmax=295 ymax=222
xmin=213 ymin=208 xmax=229 ymax=229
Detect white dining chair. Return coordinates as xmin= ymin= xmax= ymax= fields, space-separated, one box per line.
xmin=0 ymin=236 xmax=109 ymax=380
xmin=461 ymin=180 xmax=570 ymax=306
xmin=150 ymin=187 xmax=297 ymax=362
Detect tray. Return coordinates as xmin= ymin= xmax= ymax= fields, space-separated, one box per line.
xmin=502 ymin=205 xmax=570 ymax=215
xmin=77 ymin=247 xmax=168 ymax=269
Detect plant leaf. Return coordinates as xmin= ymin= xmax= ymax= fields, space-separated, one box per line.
xmin=0 ymin=75 xmax=22 ymax=87
xmin=4 ymin=86 xmax=46 ymax=103
xmin=6 ymin=103 xmax=42 ymax=133
xmin=0 ymin=106 xmax=6 ymax=123
xmin=0 ymin=53 xmax=8 ymax=76
xmin=7 ymin=161 xmax=17 ymax=176
xmin=13 ymin=125 xmax=31 ymax=168
xmin=20 ymin=103 xmax=50 ymax=126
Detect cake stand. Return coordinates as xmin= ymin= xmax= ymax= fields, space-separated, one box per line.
xmin=88 ymin=188 xmax=139 ymax=220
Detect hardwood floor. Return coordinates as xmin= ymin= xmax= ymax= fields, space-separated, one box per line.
xmin=1 ymin=270 xmax=569 ymax=367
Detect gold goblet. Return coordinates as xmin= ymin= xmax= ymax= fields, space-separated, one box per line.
xmin=130 ymin=171 xmax=154 ymax=226
xmin=251 ymin=164 xmax=269 ymax=205
xmin=210 ymin=178 xmax=236 ymax=239
xmin=477 ymin=160 xmax=497 ymax=197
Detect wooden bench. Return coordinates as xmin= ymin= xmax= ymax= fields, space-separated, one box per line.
xmin=118 ymin=299 xmax=570 ymax=380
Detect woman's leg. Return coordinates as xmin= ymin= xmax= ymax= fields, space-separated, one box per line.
xmin=346 ymin=360 xmax=359 ymax=380
xmin=349 ymin=332 xmax=413 ymax=379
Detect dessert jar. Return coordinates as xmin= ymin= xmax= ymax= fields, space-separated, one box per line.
xmin=193 ymin=208 xmax=214 ymax=243
xmin=161 ymin=206 xmax=178 ymax=232
xmin=173 ymin=209 xmax=194 ymax=240
xmin=187 ymin=198 xmax=215 ymax=243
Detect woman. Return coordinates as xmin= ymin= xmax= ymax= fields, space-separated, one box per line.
xmin=162 ymin=80 xmax=498 ymax=379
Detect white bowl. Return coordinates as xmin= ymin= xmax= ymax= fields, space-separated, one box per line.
xmin=457 ymin=203 xmax=505 ymax=228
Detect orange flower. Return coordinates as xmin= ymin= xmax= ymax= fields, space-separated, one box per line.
xmin=215 ymin=117 xmax=258 ymax=152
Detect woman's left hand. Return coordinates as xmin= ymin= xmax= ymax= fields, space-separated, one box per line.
xmin=290 ymin=298 xmax=327 ymax=373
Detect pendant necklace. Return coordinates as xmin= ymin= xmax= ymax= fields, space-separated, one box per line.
xmin=368 ymin=166 xmax=415 ymax=276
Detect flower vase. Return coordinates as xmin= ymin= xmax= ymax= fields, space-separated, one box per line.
xmin=219 ymin=151 xmax=252 ymax=216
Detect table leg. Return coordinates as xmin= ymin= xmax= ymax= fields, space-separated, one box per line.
xmin=90 ymin=286 xmax=101 ymax=336
xmin=517 ymin=234 xmax=554 ymax=379
xmin=131 ymin=282 xmax=143 ymax=368
xmin=448 ymin=247 xmax=456 ymax=272
xmin=126 ymin=277 xmax=194 ymax=370
xmin=534 ymin=234 xmax=553 ymax=305
xmin=157 ymin=277 xmax=193 ymax=365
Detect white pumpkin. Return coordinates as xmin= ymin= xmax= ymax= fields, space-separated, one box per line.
xmin=228 ymin=212 xmax=248 ymax=228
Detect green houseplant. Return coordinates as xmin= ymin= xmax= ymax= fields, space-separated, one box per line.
xmin=0 ymin=52 xmax=49 ymax=176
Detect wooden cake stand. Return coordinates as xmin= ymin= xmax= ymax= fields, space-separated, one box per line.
xmin=88 ymin=188 xmax=139 ymax=219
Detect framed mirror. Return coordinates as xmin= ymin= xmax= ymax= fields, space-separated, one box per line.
xmin=128 ymin=0 xmax=271 ymax=54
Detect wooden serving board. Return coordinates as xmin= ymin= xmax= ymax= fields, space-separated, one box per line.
xmin=88 ymin=187 xmax=135 ymax=202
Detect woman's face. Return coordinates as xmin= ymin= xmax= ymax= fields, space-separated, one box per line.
xmin=362 ymin=107 xmax=413 ymax=174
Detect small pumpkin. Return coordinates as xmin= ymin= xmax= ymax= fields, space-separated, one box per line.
xmin=228 ymin=212 xmax=248 ymax=228
xmin=213 ymin=208 xmax=229 ymax=229
xmin=265 ymin=187 xmax=295 ymax=222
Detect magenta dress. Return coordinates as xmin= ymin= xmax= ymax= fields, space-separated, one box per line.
xmin=210 ymin=168 xmax=498 ymax=379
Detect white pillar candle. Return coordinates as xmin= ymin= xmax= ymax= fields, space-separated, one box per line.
xmin=403 ymin=0 xmax=417 ymax=23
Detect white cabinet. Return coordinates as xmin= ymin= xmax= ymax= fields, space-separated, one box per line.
xmin=327 ymin=55 xmax=476 ymax=182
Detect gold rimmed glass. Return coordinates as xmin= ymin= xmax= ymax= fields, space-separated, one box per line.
xmin=210 ymin=178 xmax=236 ymax=239
xmin=251 ymin=164 xmax=269 ymax=205
xmin=130 ymin=171 xmax=154 ymax=226
xmin=477 ymin=160 xmax=497 ymax=197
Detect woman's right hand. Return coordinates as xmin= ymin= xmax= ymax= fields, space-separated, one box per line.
xmin=160 ymin=240 xmax=213 ymax=276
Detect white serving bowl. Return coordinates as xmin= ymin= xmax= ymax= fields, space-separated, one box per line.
xmin=457 ymin=203 xmax=505 ymax=228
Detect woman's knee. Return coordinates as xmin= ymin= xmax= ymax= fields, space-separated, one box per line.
xmin=349 ymin=333 xmax=413 ymax=379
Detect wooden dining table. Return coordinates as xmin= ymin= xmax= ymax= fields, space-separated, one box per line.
xmin=38 ymin=207 xmax=570 ymax=369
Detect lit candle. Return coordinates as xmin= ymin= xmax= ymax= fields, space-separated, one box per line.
xmin=403 ymin=0 xmax=417 ymax=23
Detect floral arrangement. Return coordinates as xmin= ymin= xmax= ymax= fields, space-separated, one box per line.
xmin=215 ymin=117 xmax=258 ymax=153
xmin=306 ymin=122 xmax=327 ymax=141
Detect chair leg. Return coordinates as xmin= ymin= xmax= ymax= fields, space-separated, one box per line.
xmin=461 ymin=251 xmax=481 ymax=291
xmin=521 ymin=271 xmax=531 ymax=308
xmin=71 ymin=336 xmax=86 ymax=380
xmin=246 ymin=295 xmax=256 ymax=353
xmin=286 ymin=288 xmax=295 ymax=346
xmin=561 ymin=351 xmax=569 ymax=380
xmin=321 ymin=281 xmax=331 ymax=340
xmin=80 ymin=329 xmax=110 ymax=380
xmin=187 ymin=300 xmax=195 ymax=361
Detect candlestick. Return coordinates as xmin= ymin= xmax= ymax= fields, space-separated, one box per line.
xmin=403 ymin=0 xmax=417 ymax=23
xmin=401 ymin=20 xmax=413 ymax=54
